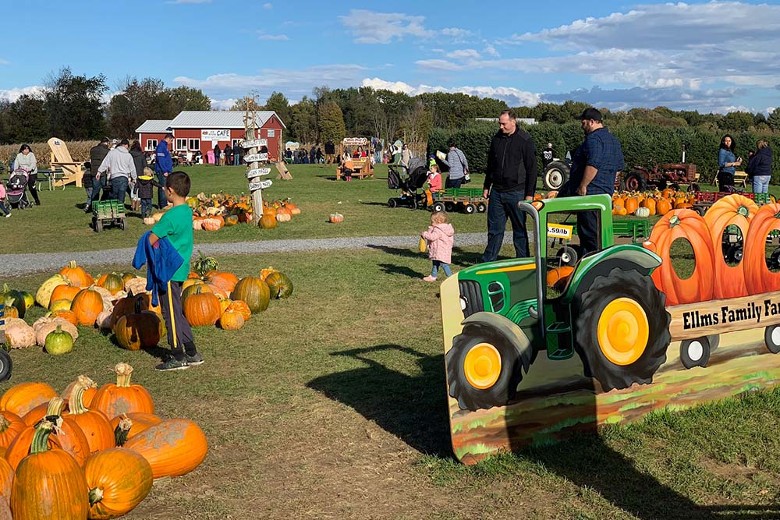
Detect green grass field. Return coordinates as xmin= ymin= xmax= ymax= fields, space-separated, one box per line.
xmin=3 ymin=163 xmax=780 ymax=518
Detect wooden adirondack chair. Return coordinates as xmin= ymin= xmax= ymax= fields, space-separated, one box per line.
xmin=275 ymin=161 xmax=293 ymax=180
xmin=47 ymin=137 xmax=85 ymax=187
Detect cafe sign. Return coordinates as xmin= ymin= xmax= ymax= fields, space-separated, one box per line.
xmin=201 ymin=129 xmax=231 ymax=141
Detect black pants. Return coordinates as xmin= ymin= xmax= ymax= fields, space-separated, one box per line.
xmin=160 ymin=281 xmax=198 ymax=361
xmin=717 ymin=171 xmax=735 ymax=192
xmin=27 ymin=174 xmax=40 ymax=205
xmin=577 ymin=210 xmax=600 ymax=256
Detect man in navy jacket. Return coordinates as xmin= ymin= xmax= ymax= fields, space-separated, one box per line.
xmin=155 ymin=134 xmax=174 ymax=208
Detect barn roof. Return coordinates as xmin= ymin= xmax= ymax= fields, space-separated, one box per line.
xmin=135 ymin=120 xmax=173 ymax=133
xmin=169 ymin=111 xmax=285 ymax=129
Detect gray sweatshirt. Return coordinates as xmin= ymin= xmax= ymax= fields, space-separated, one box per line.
xmin=97 ymin=146 xmax=137 ymax=181
xmin=14 ymin=152 xmax=37 ymax=175
xmin=443 ymin=147 xmax=468 ymax=180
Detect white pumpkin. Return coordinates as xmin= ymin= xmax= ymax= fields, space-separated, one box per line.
xmin=635 ymin=207 xmax=651 ymax=218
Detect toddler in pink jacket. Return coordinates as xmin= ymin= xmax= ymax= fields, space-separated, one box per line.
xmin=421 ymin=211 xmax=455 ymax=281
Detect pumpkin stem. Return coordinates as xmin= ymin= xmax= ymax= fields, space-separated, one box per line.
xmin=0 ymin=416 xmax=9 ymax=432
xmin=669 ymin=215 xmax=681 ymax=227
xmin=114 ymin=415 xmax=133 ymax=446
xmin=30 ymin=419 xmax=55 ymax=454
xmin=67 ymin=381 xmax=90 ymax=415
xmin=46 ymin=396 xmax=66 ymax=417
xmin=114 ymin=362 xmax=134 ymax=387
xmin=88 ymin=487 xmax=104 ymax=506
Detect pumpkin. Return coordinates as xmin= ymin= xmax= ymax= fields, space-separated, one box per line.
xmin=71 ymin=288 xmax=105 ymax=326
xmin=0 ymin=411 xmax=25 ymax=449
xmin=182 ymin=281 xmax=214 ymax=301
xmin=96 ymin=310 xmax=113 ymax=331
xmin=97 ymin=272 xmax=125 ymax=295
xmin=3 ymin=320 xmax=36 ymax=349
xmin=124 ymin=418 xmax=208 ymax=479
xmin=656 ymin=198 xmax=672 ymax=216
xmin=109 ymin=291 xmax=161 ymax=330
xmin=60 ymin=260 xmax=94 ymax=288
xmin=124 ymin=277 xmax=147 ymax=296
xmin=182 ymin=286 xmax=221 ymax=327
xmin=640 ymin=197 xmax=657 ymax=215
xmin=35 ymin=273 xmax=69 ymax=308
xmin=85 ymin=448 xmax=153 ymax=519
xmin=276 ymin=212 xmax=292 ymax=222
xmin=49 ymin=283 xmax=81 ymax=307
xmin=286 ymin=202 xmax=301 ymax=215
xmin=201 ymin=217 xmax=222 ymax=231
xmin=635 ymin=207 xmax=651 ymax=218
xmin=546 ymin=266 xmax=574 ymax=290
xmin=703 ymin=194 xmax=758 ymax=299
xmin=264 ymin=270 xmax=294 ymax=299
xmin=329 ymin=213 xmax=344 ymax=223
xmin=743 ymin=203 xmax=780 ymax=294
xmin=61 ymin=375 xmax=98 ymax=408
xmin=1 ymin=306 xmax=17 ymax=319
xmin=624 ymin=197 xmax=639 ymax=215
xmin=49 ymin=298 xmax=73 ymax=313
xmin=218 ymin=308 xmax=245 ymax=330
xmin=0 ymin=284 xmax=27 ymax=318
xmin=114 ymin=310 xmax=164 ymax=351
xmin=226 ymin=300 xmax=252 ymax=321
xmin=91 ymin=363 xmax=155 ymax=419
xmin=224 ymin=215 xmax=239 ymax=226
xmin=143 ymin=216 xmax=156 ymax=226
xmin=33 ymin=317 xmax=79 ymax=347
xmin=44 ymin=326 xmax=75 ymax=355
xmin=259 ymin=213 xmax=278 ymax=229
xmin=110 ymin=413 xmax=163 ymax=442
xmin=6 ymin=399 xmax=91 ymax=470
xmin=64 ymin=381 xmax=114 ymax=453
xmin=0 ymin=457 xmax=12 ymax=503
xmin=231 ymin=276 xmax=270 ymax=313
xmin=203 ymin=270 xmax=239 ymax=295
xmin=644 ymin=209 xmax=715 ymax=306
xmin=50 ymin=309 xmax=79 ymax=326
xmin=10 ymin=419 xmax=90 ymax=519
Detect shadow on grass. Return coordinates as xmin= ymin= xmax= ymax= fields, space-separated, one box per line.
xmin=307 ymin=344 xmax=451 ymax=457
xmin=367 ymin=244 xmax=481 ymax=267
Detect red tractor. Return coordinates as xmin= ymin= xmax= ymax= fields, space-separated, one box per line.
xmin=543 ymin=161 xmax=700 ymax=192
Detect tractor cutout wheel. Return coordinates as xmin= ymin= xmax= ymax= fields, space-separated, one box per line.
xmin=680 ymin=336 xmax=712 ymax=369
xmin=446 ymin=323 xmax=532 ymax=411
xmin=765 ymin=325 xmax=780 ymax=354
xmin=575 ymin=268 xmax=670 ymax=391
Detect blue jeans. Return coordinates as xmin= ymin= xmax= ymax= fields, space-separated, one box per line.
xmin=753 ymin=175 xmax=771 ymax=194
xmin=445 ymin=176 xmax=463 ymax=189
xmin=84 ymin=186 xmax=93 ymax=207
xmin=157 ymin=172 xmax=168 ymax=208
xmin=234 ymin=153 xmax=241 ymax=166
xmin=111 ymin=176 xmax=129 ymax=207
xmin=87 ymin=176 xmax=107 ymax=209
xmin=431 ymin=260 xmax=452 ymax=278
xmin=482 ymin=190 xmax=529 ymax=262
xmin=141 ymin=198 xmax=153 ymax=217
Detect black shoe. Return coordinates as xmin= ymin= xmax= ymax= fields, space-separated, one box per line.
xmin=155 ymin=357 xmax=189 ymax=371
xmin=185 ymin=353 xmax=204 ymax=366
xmin=85 ymin=207 xmax=93 ymax=214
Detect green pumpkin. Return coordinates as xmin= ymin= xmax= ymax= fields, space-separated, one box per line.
xmin=231 ymin=276 xmax=270 ymax=313
xmin=1 ymin=284 xmax=27 ymax=319
xmin=44 ymin=326 xmax=75 ymax=355
xmin=264 ymin=271 xmax=293 ymax=299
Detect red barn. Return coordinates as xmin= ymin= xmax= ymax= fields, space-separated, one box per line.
xmin=135 ymin=111 xmax=285 ymax=162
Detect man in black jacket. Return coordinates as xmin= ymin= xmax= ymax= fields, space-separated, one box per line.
xmin=85 ymin=137 xmax=111 ymax=213
xmin=482 ymin=110 xmax=538 ymax=262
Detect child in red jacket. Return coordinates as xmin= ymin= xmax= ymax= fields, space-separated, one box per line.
xmin=421 ymin=211 xmax=454 ymax=282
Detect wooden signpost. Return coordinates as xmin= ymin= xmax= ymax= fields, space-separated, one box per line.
xmin=242 ymin=102 xmax=272 ymax=225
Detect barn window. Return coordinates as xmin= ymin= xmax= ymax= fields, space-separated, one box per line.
xmin=267 ymin=129 xmax=275 ymax=138
xmin=146 ymin=139 xmax=158 ymax=151
xmin=175 ymin=138 xmax=187 ymax=150
xmin=188 ymin=139 xmax=200 ymax=151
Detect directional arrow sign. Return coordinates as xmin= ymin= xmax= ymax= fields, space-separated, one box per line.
xmin=246 ymin=168 xmax=272 ymax=179
xmin=241 ymin=139 xmax=267 ymax=149
xmin=248 ymin=179 xmax=273 ymax=191
xmin=244 ymin=153 xmax=268 ymax=163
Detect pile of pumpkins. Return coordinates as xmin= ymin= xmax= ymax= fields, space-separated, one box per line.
xmin=142 ymin=192 xmax=302 ymax=231
xmin=0 ymin=363 xmax=207 ymax=518
xmin=2 ymin=258 xmax=294 ymax=354
xmin=611 ymin=188 xmax=696 ymax=217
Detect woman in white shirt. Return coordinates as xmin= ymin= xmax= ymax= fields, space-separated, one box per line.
xmin=14 ymin=144 xmax=40 ymax=205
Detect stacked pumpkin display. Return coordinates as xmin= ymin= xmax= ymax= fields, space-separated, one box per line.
xmin=180 ymin=255 xmax=293 ymax=330
xmin=0 ymin=363 xmax=208 ymax=518
xmin=643 ymin=194 xmax=778 ymax=306
xmin=611 ymin=188 xmax=695 ymax=217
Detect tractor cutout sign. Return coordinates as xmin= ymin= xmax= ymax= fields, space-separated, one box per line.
xmin=441 ymin=193 xmax=780 ymax=464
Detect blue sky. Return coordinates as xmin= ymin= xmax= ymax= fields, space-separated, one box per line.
xmin=2 ymin=0 xmax=778 ymax=114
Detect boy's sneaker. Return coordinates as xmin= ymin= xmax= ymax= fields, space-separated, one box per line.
xmin=155 ymin=357 xmax=189 ymax=371
xmin=4 ymin=213 xmax=10 ymax=218
xmin=185 ymin=353 xmax=204 ymax=366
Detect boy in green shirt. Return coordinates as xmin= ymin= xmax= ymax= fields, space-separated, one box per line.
xmin=149 ymin=171 xmax=203 ymax=371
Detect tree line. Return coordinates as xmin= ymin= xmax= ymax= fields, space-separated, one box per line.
xmin=2 ymin=67 xmax=780 ymax=151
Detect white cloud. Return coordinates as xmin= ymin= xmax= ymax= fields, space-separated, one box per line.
xmin=340 ymin=9 xmax=426 ymax=44
xmin=446 ymin=49 xmax=480 ymax=59
xmin=257 ymin=32 xmax=289 ymax=41
xmin=361 ymin=77 xmax=541 ymax=107
xmin=483 ymin=45 xmax=499 ymax=57
xmin=440 ymin=27 xmax=472 ymax=41
xmin=263 ymin=2 xmax=272 ymax=9
xmin=0 ymin=86 xmax=44 ymax=103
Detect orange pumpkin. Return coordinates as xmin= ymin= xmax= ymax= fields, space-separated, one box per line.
xmin=624 ymin=197 xmax=639 ymax=215
xmin=91 ymin=363 xmax=155 ymax=420
xmin=182 ymin=286 xmax=221 ymax=327
xmin=0 ymin=381 xmax=58 ymax=418
xmin=703 ymin=194 xmax=758 ymax=299
xmin=10 ymin=419 xmax=90 ymax=519
xmin=0 ymin=456 xmax=13 ymax=503
xmin=61 ymin=375 xmax=98 ymax=408
xmin=71 ymin=288 xmax=105 ymax=326
xmin=110 ymin=412 xmax=163 ymax=442
xmin=744 ymin=203 xmax=780 ymax=294
xmin=546 ymin=266 xmax=574 ymax=290
xmin=64 ymin=381 xmax=115 ymax=453
xmin=218 ymin=308 xmax=245 ymax=330
xmin=226 ymin=300 xmax=252 ymax=321
xmin=259 ymin=213 xmax=278 ymax=229
xmin=85 ymin=448 xmax=154 ymax=519
xmin=640 ymin=197 xmax=657 ymax=216
xmin=0 ymin=411 xmax=25 ymax=449
xmin=49 ymin=284 xmax=81 ymax=307
xmin=114 ymin=311 xmax=164 ymax=351
xmin=50 ymin=309 xmax=78 ymax=326
xmin=97 ymin=272 xmax=125 ymax=295
xmin=59 ymin=260 xmax=94 ymax=288
xmin=644 ymin=209 xmax=715 ymax=306
xmin=124 ymin=418 xmax=208 ymax=479
xmin=203 ymin=270 xmax=239 ymax=295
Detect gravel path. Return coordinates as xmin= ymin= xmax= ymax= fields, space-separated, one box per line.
xmin=1 ymin=232 xmax=510 ymax=277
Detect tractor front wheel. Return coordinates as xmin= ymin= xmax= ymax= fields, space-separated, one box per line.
xmin=575 ymin=268 xmax=670 ymax=391
xmin=446 ymin=324 xmax=530 ymax=411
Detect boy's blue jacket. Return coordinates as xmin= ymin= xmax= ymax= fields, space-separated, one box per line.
xmin=132 ymin=231 xmax=184 ymax=306
xmin=154 ymin=140 xmax=173 ymax=174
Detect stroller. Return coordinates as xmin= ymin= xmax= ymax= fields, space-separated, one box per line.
xmin=6 ymin=169 xmax=31 ymax=209
xmin=387 ymin=157 xmax=430 ymax=209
